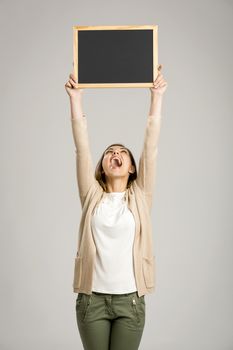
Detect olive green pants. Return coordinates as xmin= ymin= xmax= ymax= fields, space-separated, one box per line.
xmin=75 ymin=291 xmax=145 ymax=350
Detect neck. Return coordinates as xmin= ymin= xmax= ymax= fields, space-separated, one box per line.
xmin=105 ymin=178 xmax=128 ymax=193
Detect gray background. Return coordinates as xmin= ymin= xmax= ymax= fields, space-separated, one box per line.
xmin=1 ymin=0 xmax=232 ymax=349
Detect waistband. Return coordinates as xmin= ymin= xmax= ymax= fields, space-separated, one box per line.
xmin=92 ymin=290 xmax=137 ymax=297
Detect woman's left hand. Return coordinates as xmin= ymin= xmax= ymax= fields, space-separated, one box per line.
xmin=150 ymin=64 xmax=168 ymax=96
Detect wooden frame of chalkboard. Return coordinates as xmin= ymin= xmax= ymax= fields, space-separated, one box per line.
xmin=73 ymin=25 xmax=158 ymax=88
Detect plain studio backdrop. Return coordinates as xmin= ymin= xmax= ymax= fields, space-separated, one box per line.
xmin=1 ymin=0 xmax=232 ymax=349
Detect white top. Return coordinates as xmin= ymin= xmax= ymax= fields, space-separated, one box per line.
xmin=91 ymin=191 xmax=137 ymax=293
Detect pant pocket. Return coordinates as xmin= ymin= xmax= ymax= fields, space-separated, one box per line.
xmin=76 ymin=293 xmax=92 ymax=323
xmin=131 ymin=297 xmax=140 ymax=323
xmin=140 ymin=295 xmax=145 ymax=305
xmin=82 ymin=294 xmax=92 ymax=322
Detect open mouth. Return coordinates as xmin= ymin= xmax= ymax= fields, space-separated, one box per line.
xmin=110 ymin=157 xmax=122 ymax=168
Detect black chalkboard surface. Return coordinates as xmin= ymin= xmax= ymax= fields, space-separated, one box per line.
xmin=73 ymin=25 xmax=158 ymax=88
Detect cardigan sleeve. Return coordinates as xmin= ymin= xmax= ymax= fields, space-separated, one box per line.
xmin=135 ymin=114 xmax=162 ymax=207
xmin=70 ymin=116 xmax=96 ymax=204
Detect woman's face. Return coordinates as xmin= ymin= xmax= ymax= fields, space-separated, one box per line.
xmin=102 ymin=145 xmax=135 ymax=178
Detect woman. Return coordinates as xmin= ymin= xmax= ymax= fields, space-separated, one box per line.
xmin=64 ymin=65 xmax=168 ymax=350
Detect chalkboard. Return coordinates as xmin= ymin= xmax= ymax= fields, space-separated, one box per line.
xmin=73 ymin=25 xmax=158 ymax=88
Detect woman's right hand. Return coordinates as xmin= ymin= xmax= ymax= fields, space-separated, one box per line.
xmin=64 ymin=73 xmax=84 ymax=99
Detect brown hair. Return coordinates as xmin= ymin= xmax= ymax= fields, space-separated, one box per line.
xmin=95 ymin=143 xmax=137 ymax=192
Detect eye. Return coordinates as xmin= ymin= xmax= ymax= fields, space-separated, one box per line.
xmin=121 ymin=149 xmax=129 ymax=155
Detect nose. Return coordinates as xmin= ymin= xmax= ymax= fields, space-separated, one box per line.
xmin=113 ymin=150 xmax=120 ymax=155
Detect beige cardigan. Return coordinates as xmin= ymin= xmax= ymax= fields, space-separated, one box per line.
xmin=71 ymin=114 xmax=162 ymax=297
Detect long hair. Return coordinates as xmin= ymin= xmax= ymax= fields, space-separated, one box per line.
xmin=95 ymin=143 xmax=137 ymax=192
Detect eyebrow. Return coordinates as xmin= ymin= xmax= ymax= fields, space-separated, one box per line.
xmin=106 ymin=147 xmax=128 ymax=151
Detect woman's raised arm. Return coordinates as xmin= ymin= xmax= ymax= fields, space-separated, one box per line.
xmin=65 ymin=73 xmax=96 ymax=206
xmin=135 ymin=65 xmax=168 ymax=210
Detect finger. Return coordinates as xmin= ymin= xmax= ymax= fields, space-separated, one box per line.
xmin=65 ymin=82 xmax=72 ymax=88
xmin=69 ymin=74 xmax=76 ymax=82
xmin=154 ymin=73 xmax=163 ymax=82
xmin=70 ymin=73 xmax=76 ymax=81
xmin=154 ymin=76 xmax=164 ymax=86
xmin=156 ymin=65 xmax=163 ymax=76
xmin=155 ymin=82 xmax=167 ymax=89
xmin=157 ymin=64 xmax=163 ymax=71
xmin=69 ymin=73 xmax=77 ymax=83
xmin=154 ymin=75 xmax=163 ymax=82
xmin=155 ymin=71 xmax=162 ymax=79
xmin=154 ymin=79 xmax=165 ymax=88
xmin=69 ymin=78 xmax=78 ymax=88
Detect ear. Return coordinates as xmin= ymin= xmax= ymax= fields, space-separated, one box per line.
xmin=129 ymin=165 xmax=135 ymax=174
